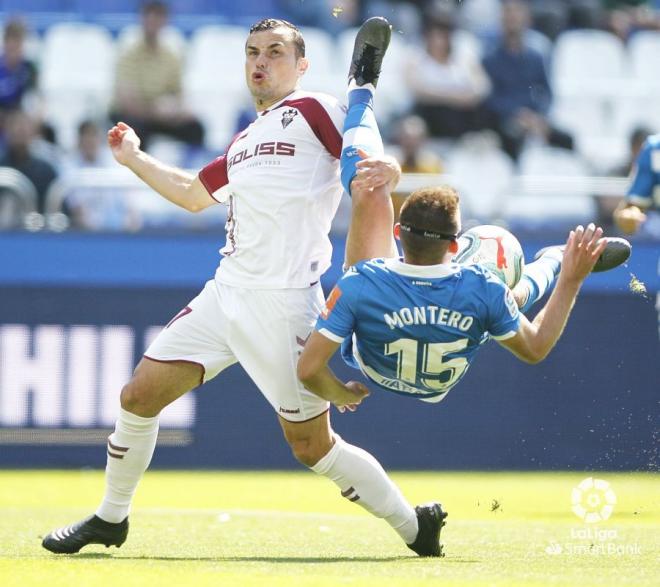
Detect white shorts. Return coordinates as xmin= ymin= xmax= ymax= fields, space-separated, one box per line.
xmin=145 ymin=279 xmax=329 ymax=422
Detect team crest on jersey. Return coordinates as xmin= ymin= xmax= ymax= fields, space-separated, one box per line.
xmin=281 ymin=108 xmax=298 ymax=129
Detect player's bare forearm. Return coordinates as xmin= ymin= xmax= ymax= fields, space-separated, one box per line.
xmin=297 ymin=332 xmax=369 ymax=411
xmin=108 ymin=122 xmax=214 ymax=213
xmin=529 ymin=276 xmax=580 ymax=360
xmin=126 ymin=151 xmax=212 ymax=213
xmin=299 ymin=363 xmax=355 ymax=405
xmin=501 ymin=224 xmax=606 ymax=363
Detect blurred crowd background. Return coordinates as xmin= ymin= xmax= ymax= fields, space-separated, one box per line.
xmin=0 ymin=0 xmax=659 ymax=236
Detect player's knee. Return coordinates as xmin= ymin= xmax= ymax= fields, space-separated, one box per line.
xmin=120 ymin=380 xmax=159 ymax=417
xmin=287 ymin=437 xmax=328 ymax=467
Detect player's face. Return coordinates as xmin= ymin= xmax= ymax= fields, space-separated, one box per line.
xmin=245 ymin=28 xmax=308 ymax=110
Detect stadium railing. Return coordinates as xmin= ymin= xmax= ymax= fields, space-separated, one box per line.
xmin=39 ymin=170 xmax=630 ymax=233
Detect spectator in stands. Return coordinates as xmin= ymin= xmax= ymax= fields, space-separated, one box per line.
xmin=0 ymin=19 xmax=36 ymax=117
xmin=405 ymin=7 xmax=490 ymax=139
xmin=529 ymin=0 xmax=603 ymax=40
xmin=481 ymin=0 xmax=574 ymax=161
xmin=0 ymin=109 xmax=57 ymax=213
xmin=390 ymin=114 xmax=443 ymax=221
xmin=604 ymin=0 xmax=660 ymax=40
xmin=63 ymin=120 xmax=132 ymax=231
xmin=280 ymin=0 xmax=362 ymax=34
xmin=594 ymin=125 xmax=654 ymax=228
xmin=394 ymin=114 xmax=443 ymax=174
xmin=111 ymin=1 xmax=204 ymax=151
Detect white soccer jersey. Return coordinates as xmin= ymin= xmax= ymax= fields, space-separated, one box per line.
xmin=199 ymin=89 xmax=346 ymax=289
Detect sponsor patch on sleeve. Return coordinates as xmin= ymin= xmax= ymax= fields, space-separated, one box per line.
xmin=321 ymin=286 xmax=342 ymax=319
xmin=505 ymin=288 xmax=518 ymax=318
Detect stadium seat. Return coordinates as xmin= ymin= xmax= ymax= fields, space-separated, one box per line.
xmin=503 ymin=193 xmax=596 ymax=228
xmin=39 ymin=23 xmax=116 ymax=149
xmin=184 ymin=25 xmax=249 ymax=150
xmin=519 ymin=146 xmax=590 ymax=178
xmin=627 ymin=31 xmax=660 ymax=132
xmin=629 ymin=31 xmax=660 ymax=84
xmin=71 ymin=0 xmax=139 ymax=15
xmin=506 ymin=147 xmax=595 ymax=225
xmin=1 ymin=0 xmax=69 ymax=12
xmin=444 ymin=139 xmax=514 ymax=220
xmin=551 ymin=93 xmax=633 ymax=173
xmin=299 ymin=27 xmax=340 ymax=97
xmin=552 ymin=30 xmax=626 ymax=95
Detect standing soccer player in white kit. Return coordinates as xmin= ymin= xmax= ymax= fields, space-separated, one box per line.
xmin=42 ymin=18 xmax=446 ymax=558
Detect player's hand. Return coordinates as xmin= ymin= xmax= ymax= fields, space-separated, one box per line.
xmin=351 ymin=149 xmax=401 ymax=192
xmin=107 ymin=121 xmax=141 ymax=166
xmin=613 ymin=205 xmax=646 ymax=234
xmin=335 ymin=381 xmax=370 ymax=413
xmin=558 ymin=223 xmax=608 ymax=286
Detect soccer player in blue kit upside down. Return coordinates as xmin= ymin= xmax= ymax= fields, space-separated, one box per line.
xmin=299 ymin=187 xmax=617 ymax=409
xmin=296 ymin=14 xmax=631 ymax=554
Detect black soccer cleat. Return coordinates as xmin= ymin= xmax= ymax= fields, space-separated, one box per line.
xmin=348 ymin=16 xmax=391 ymax=87
xmin=534 ymin=237 xmax=631 ymax=273
xmin=407 ymin=502 xmax=448 ymax=557
xmin=41 ymin=515 xmax=128 ymax=554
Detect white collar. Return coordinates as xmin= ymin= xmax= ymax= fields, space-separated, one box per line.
xmin=258 ymin=89 xmax=301 ymax=116
xmin=384 ymin=257 xmax=459 ymax=278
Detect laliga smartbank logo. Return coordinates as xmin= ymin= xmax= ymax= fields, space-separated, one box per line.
xmin=543 ymin=477 xmax=641 ymax=557
xmin=571 ymin=477 xmax=617 ymax=523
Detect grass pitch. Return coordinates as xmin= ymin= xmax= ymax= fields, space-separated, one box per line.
xmin=1 ymin=470 xmax=658 ymax=587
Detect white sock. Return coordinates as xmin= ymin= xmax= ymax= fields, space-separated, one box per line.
xmin=96 ymin=408 xmax=159 ymax=523
xmin=311 ymin=436 xmax=418 ymax=544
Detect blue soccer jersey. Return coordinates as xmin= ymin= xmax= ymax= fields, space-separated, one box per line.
xmin=316 ymin=258 xmax=520 ymax=403
xmin=627 ymin=134 xmax=660 ymax=211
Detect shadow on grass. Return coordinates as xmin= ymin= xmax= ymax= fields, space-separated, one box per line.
xmin=83 ymin=554 xmax=480 ymax=564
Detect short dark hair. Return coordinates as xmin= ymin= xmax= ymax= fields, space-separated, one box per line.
xmin=248 ymin=18 xmax=305 ymax=58
xmin=142 ymin=1 xmax=169 ymax=16
xmin=399 ymin=186 xmax=461 ymax=259
xmin=4 ymin=18 xmax=27 ymax=41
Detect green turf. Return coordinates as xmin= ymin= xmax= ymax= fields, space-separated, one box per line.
xmin=1 ymin=470 xmax=658 ymax=587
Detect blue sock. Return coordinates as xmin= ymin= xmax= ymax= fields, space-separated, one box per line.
xmin=340 ymin=85 xmax=384 ymax=195
xmin=517 ymin=252 xmax=562 ymax=313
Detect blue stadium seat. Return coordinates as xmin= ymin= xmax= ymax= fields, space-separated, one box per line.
xmin=1 ymin=0 xmax=70 ymax=11
xmin=71 ymin=0 xmax=138 ymax=15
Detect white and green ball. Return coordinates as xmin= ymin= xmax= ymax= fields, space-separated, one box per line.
xmin=454 ymin=225 xmax=525 ymax=288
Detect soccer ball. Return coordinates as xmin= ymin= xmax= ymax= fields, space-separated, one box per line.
xmin=453 ymin=225 xmax=525 ymax=288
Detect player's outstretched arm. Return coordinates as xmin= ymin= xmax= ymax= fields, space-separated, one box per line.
xmin=297 ymin=332 xmax=369 ymax=413
xmin=499 ymin=224 xmax=607 ymax=364
xmin=107 ymin=122 xmax=215 ymax=213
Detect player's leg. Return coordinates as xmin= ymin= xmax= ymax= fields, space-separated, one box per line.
xmin=342 ymin=17 xmax=398 ymax=267
xmin=232 ymin=285 xmax=443 ymax=556
xmin=279 ymin=412 xmax=421 ymax=544
xmin=512 ymin=247 xmax=563 ymax=312
xmin=42 ymin=280 xmax=237 ymax=554
xmin=41 ymin=359 xmax=201 ymax=554
xmin=512 ymin=232 xmax=632 ymax=312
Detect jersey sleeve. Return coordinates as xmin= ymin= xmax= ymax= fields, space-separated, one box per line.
xmin=485 ymin=278 xmax=520 ymax=340
xmin=315 ymin=271 xmax=361 ymax=343
xmin=281 ymin=94 xmax=345 ymax=159
xmin=198 ymin=132 xmax=243 ymax=204
xmin=199 ymin=155 xmax=230 ymax=203
xmin=626 ymin=139 xmax=655 ymax=209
